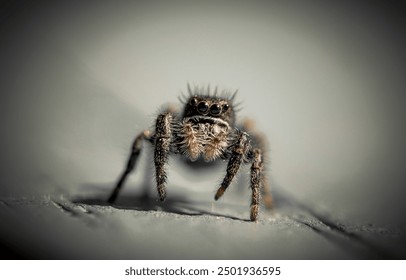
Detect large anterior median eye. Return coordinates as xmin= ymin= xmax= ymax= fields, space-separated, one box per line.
xmin=197 ymin=101 xmax=209 ymax=114
xmin=210 ymin=103 xmax=221 ymax=116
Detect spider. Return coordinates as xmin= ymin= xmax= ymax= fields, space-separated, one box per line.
xmin=108 ymin=85 xmax=272 ymax=221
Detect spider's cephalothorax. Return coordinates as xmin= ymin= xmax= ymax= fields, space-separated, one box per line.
xmin=175 ymin=94 xmax=235 ymax=162
xmin=108 ymin=85 xmax=272 ymax=221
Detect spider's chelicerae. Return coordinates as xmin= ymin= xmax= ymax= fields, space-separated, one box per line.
xmin=108 ymin=85 xmax=272 ymax=221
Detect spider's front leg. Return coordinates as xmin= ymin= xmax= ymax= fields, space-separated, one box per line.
xmin=214 ymin=131 xmax=249 ymax=203
xmin=214 ymin=131 xmax=263 ymax=221
xmin=154 ymin=111 xmax=174 ymax=201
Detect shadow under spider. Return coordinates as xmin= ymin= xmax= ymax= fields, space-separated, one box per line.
xmin=72 ymin=184 xmax=250 ymax=222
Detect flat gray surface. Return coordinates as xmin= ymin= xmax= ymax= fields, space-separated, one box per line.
xmin=1 ymin=0 xmax=405 ymax=259
xmin=1 ymin=189 xmax=405 ymax=259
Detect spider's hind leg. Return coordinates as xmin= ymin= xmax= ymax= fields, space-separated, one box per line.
xmin=108 ymin=130 xmax=152 ymax=203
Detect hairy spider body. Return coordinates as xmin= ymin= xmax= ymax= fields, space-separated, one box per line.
xmin=175 ymin=118 xmax=230 ymax=162
xmin=108 ymin=85 xmax=272 ymax=221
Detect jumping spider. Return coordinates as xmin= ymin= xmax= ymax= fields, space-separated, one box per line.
xmin=108 ymin=85 xmax=272 ymax=221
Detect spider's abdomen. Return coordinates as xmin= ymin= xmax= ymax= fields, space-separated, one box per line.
xmin=175 ymin=120 xmax=230 ymax=162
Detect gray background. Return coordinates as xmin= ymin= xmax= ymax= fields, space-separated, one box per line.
xmin=0 ymin=0 xmax=405 ymax=259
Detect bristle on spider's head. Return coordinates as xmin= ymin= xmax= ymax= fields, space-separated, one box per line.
xmin=182 ymin=83 xmax=238 ymax=101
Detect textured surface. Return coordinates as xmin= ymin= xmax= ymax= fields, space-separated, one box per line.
xmin=1 ymin=184 xmax=405 ymax=259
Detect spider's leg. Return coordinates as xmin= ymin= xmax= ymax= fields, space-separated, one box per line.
xmin=214 ymin=131 xmax=249 ymax=200
xmin=154 ymin=112 xmax=173 ymax=201
xmin=241 ymin=118 xmax=273 ymax=209
xmin=108 ymin=130 xmax=152 ymax=203
xmin=250 ymin=148 xmax=263 ymax=221
xmin=255 ymin=134 xmax=272 ymax=209
xmin=261 ymin=173 xmax=273 ymax=209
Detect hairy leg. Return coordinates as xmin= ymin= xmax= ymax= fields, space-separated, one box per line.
xmin=108 ymin=130 xmax=152 ymax=203
xmin=241 ymin=118 xmax=273 ymax=209
xmin=261 ymin=175 xmax=273 ymax=209
xmin=250 ymin=148 xmax=263 ymax=221
xmin=154 ymin=112 xmax=173 ymax=201
xmin=214 ymin=131 xmax=249 ymax=200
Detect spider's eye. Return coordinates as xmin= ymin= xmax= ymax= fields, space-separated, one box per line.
xmin=190 ymin=97 xmax=198 ymax=106
xmin=197 ymin=101 xmax=209 ymax=114
xmin=210 ymin=103 xmax=222 ymax=116
xmin=222 ymin=103 xmax=229 ymax=112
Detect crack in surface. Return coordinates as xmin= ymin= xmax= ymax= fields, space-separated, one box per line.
xmin=51 ymin=199 xmax=100 ymax=227
xmin=52 ymin=200 xmax=81 ymax=217
xmin=0 ymin=200 xmax=11 ymax=208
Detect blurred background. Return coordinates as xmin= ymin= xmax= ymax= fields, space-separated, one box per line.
xmin=1 ymin=0 xmax=405 ymax=231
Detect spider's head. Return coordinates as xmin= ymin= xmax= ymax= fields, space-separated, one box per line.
xmin=181 ymin=89 xmax=236 ymax=126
